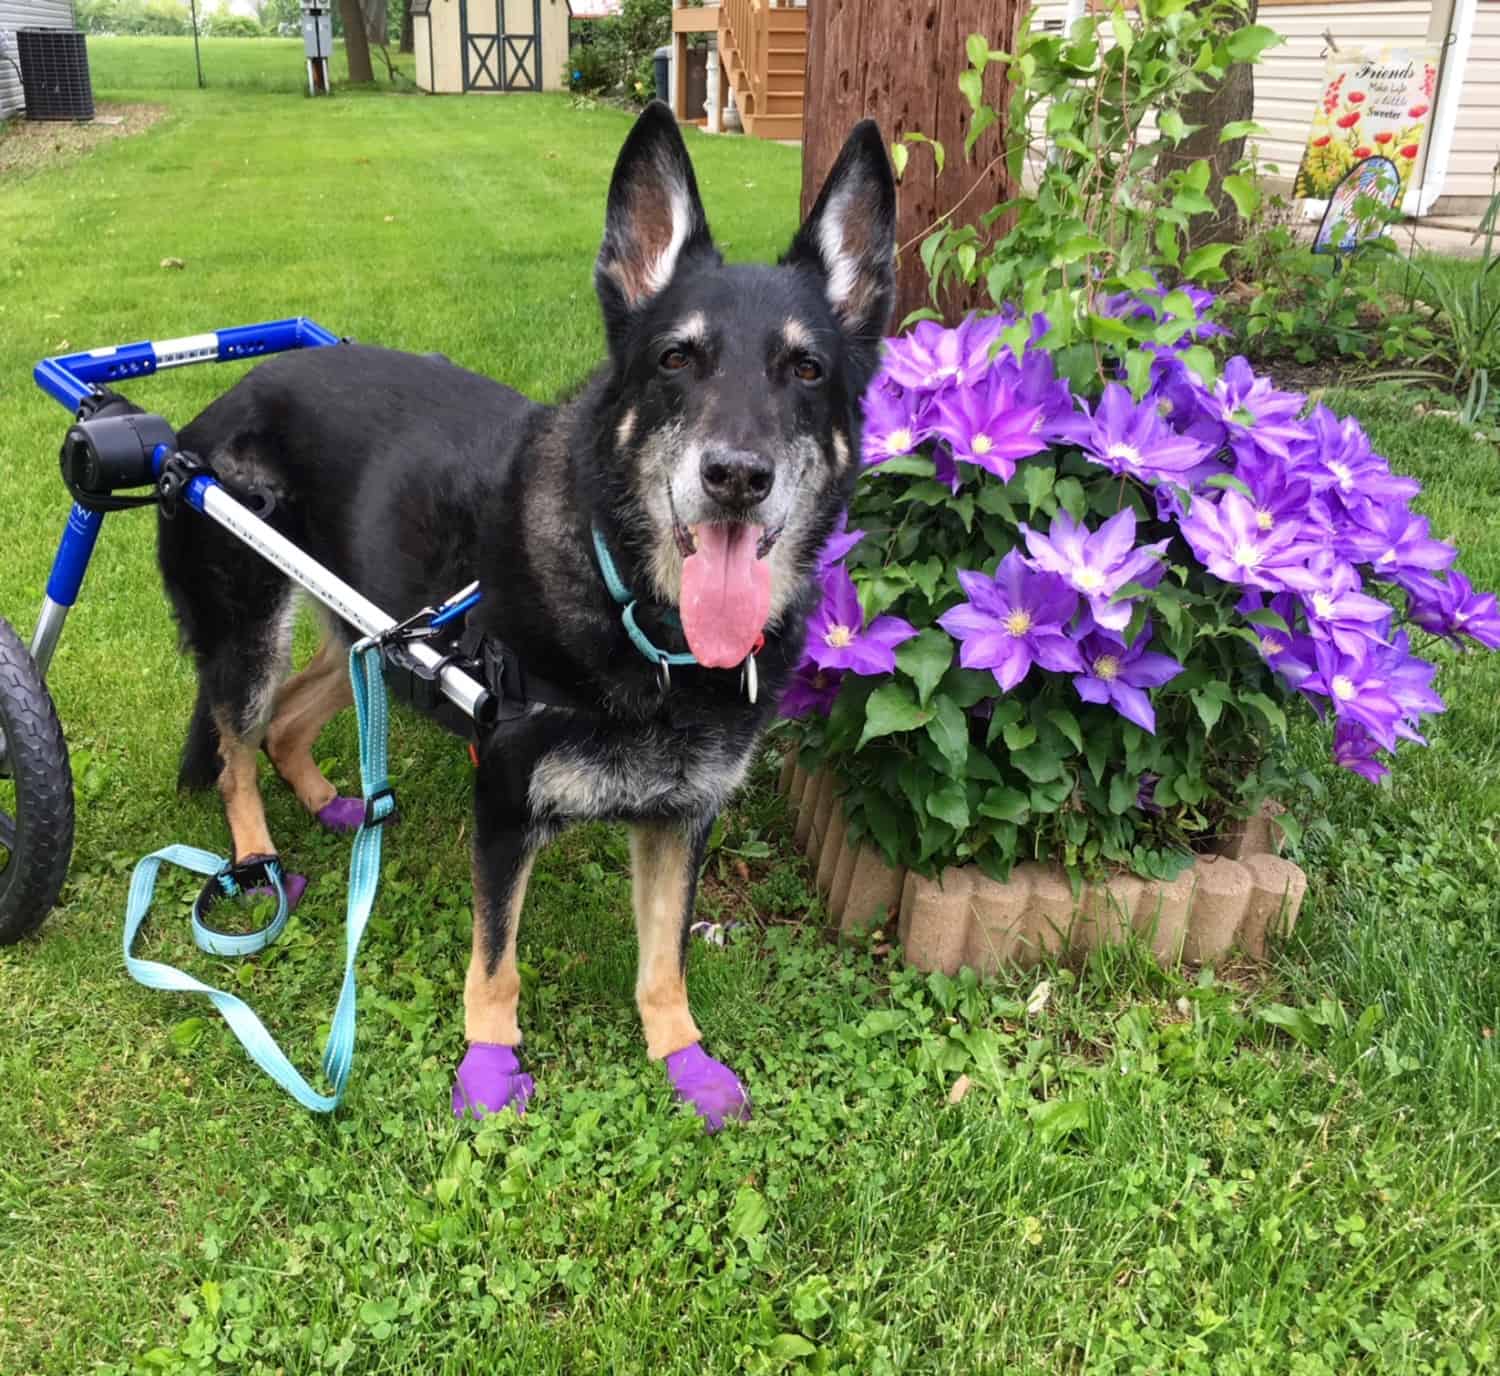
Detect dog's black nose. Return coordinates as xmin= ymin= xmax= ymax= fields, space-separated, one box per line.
xmin=700 ymin=448 xmax=774 ymax=510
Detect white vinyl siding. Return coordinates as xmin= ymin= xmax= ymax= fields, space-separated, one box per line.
xmin=0 ymin=0 xmax=77 ymax=120
xmin=1448 ymin=1 xmax=1500 ymax=202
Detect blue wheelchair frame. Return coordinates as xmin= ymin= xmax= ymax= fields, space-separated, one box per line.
xmin=30 ymin=318 xmax=338 ymax=678
xmin=30 ymin=317 xmax=489 ymax=722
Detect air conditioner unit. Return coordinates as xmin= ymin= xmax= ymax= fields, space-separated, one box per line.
xmin=17 ymin=29 xmax=95 ymax=122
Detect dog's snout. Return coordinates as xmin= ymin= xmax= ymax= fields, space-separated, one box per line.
xmin=700 ymin=448 xmax=774 ymax=510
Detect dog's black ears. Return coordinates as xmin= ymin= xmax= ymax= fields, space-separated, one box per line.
xmin=596 ymin=102 xmax=717 ymax=334
xmin=783 ymin=121 xmax=898 ymax=353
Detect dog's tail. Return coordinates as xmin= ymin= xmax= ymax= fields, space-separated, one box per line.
xmin=177 ymin=683 xmax=222 ymax=793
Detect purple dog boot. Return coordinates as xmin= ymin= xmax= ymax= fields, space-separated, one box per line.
xmin=451 ymin=1042 xmax=534 ymax=1120
xmin=316 ymin=796 xmax=366 ymax=833
xmin=239 ymin=855 xmax=308 ymax=912
xmin=273 ymin=871 xmax=309 ymax=911
xmin=664 ymin=1043 xmax=751 ymax=1133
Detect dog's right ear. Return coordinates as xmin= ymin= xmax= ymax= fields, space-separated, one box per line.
xmin=595 ymin=102 xmax=716 ymax=338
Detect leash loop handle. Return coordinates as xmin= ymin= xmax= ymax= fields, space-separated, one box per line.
xmin=121 ymin=641 xmax=395 ymax=1113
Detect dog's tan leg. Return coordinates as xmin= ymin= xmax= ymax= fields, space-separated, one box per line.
xmin=265 ymin=636 xmax=352 ymax=815
xmin=465 ymin=846 xmax=534 ymax=1045
xmin=630 ymin=821 xmax=704 ymax=1059
xmin=214 ymin=710 xmax=276 ymax=861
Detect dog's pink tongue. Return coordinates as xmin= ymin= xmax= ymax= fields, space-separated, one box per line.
xmin=680 ymin=524 xmax=771 ymax=668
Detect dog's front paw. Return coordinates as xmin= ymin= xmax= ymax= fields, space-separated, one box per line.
xmin=451 ymin=1042 xmax=534 ymax=1119
xmin=664 ymin=1043 xmax=751 ymax=1133
xmin=316 ymin=796 xmax=366 ymax=833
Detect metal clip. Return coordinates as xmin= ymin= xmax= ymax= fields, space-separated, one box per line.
xmin=656 ymin=657 xmax=672 ymax=696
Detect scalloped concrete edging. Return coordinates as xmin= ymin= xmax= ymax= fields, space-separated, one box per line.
xmin=777 ymin=754 xmax=1306 ymax=973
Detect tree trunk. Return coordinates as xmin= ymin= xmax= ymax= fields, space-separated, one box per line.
xmin=1158 ymin=0 xmax=1259 ymax=251
xmin=340 ymin=0 xmax=375 ymax=83
xmin=801 ymin=0 xmax=1023 ymax=328
xmin=400 ymin=0 xmax=412 ymax=54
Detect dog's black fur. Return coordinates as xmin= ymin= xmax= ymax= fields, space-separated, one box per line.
xmin=157 ymin=103 xmax=896 ymax=1103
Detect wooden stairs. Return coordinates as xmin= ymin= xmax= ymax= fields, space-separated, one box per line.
xmin=718 ymin=0 xmax=807 ymax=142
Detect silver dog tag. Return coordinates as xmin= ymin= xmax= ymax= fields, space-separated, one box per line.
xmin=742 ymin=653 xmax=758 ymax=705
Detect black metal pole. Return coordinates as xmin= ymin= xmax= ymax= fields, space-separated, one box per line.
xmin=189 ymin=0 xmax=205 ymax=88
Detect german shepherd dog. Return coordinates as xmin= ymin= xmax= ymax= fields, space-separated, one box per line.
xmin=157 ymin=104 xmax=896 ymax=1130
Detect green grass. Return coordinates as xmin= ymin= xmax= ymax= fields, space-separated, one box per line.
xmin=86 ymin=35 xmax=415 ymax=93
xmin=2 ymin=39 xmax=1500 ymax=1376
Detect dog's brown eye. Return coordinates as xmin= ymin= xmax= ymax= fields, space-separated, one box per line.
xmin=660 ymin=347 xmax=690 ymax=372
xmin=793 ymin=356 xmax=824 ymax=384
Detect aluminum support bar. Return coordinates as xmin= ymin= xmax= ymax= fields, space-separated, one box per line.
xmin=194 ymin=482 xmax=491 ymax=724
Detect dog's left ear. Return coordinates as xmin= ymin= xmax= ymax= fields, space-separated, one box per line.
xmin=783 ymin=120 xmax=898 ymax=356
xmin=596 ymin=101 xmax=717 ymax=338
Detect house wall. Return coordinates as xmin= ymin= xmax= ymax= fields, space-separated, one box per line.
xmin=1453 ymin=0 xmax=1500 ymax=204
xmin=1021 ymin=1 xmax=1495 ymax=214
xmin=0 ymin=0 xmax=76 ymax=121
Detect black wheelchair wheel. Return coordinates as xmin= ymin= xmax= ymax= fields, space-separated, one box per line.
xmin=0 ymin=615 xmax=75 ymax=944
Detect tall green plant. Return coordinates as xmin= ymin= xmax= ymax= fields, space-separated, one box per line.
xmin=896 ymin=0 xmax=1279 ymax=396
xmin=1398 ymin=181 xmax=1500 ymax=423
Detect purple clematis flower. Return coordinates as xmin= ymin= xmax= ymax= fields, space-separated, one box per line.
xmin=928 ymin=371 xmax=1047 ymax=482
xmin=1070 ymin=622 xmax=1183 ymax=734
xmin=937 ymin=549 xmax=1083 ymax=692
xmin=1340 ymin=500 xmax=1457 ymax=581
xmin=1019 ymin=508 xmax=1167 ymax=632
xmin=1372 ymin=630 xmax=1444 ymax=743
xmin=1333 ymin=719 xmax=1390 ymax=784
xmin=780 ymin=661 xmax=844 ymax=718
xmin=1285 ymin=405 xmax=1422 ymax=511
xmin=1148 ymin=351 xmax=1227 ymax=451
xmin=1178 ymin=488 xmax=1320 ymax=592
xmin=880 ymin=314 xmax=1007 ymax=393
xmin=816 ymin=512 xmax=865 ymax=571
xmin=860 ymin=382 xmax=930 ymax=469
xmin=1212 ymin=357 xmax=1308 ymax=465
xmin=1059 ymin=381 xmax=1212 ymax=486
xmin=1231 ymin=453 xmax=1334 ymax=543
xmin=1236 ymin=589 xmax=1318 ymax=687
xmin=1299 ymin=639 xmax=1407 ymax=750
xmin=993 ymin=347 xmax=1080 ymax=445
xmin=1277 ymin=552 xmax=1394 ymax=654
xmin=1097 ymin=278 xmax=1227 ymax=342
xmin=804 ymin=565 xmax=918 ymax=675
xmin=1401 ymin=569 xmax=1500 ymax=649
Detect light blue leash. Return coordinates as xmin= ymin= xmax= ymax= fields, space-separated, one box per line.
xmin=122 ymin=641 xmax=396 ymax=1113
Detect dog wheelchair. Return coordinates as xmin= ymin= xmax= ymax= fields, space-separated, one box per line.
xmin=2 ymin=319 xmax=504 ymax=1107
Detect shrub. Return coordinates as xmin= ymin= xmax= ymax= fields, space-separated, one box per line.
xmin=568 ymin=0 xmax=669 ymax=103
xmin=210 ymin=13 xmax=265 ymax=37
xmin=783 ymin=305 xmax=1498 ymax=882
xmin=778 ymin=2 xmax=1500 ymax=884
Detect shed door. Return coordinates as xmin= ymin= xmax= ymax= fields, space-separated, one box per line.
xmin=460 ymin=0 xmax=542 ymax=91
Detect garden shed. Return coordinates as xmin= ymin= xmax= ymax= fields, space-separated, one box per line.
xmin=412 ymin=0 xmax=570 ymax=94
xmin=0 ymin=0 xmax=76 ymax=120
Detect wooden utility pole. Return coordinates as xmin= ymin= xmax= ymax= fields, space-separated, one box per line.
xmin=801 ymin=0 xmax=1022 ymax=327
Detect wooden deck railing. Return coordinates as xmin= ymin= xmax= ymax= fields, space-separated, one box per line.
xmin=721 ymin=0 xmax=764 ymax=119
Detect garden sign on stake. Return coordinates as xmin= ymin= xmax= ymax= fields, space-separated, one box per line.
xmin=1311 ymin=156 xmax=1402 ymax=258
xmin=1294 ymin=45 xmax=1438 ymax=211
